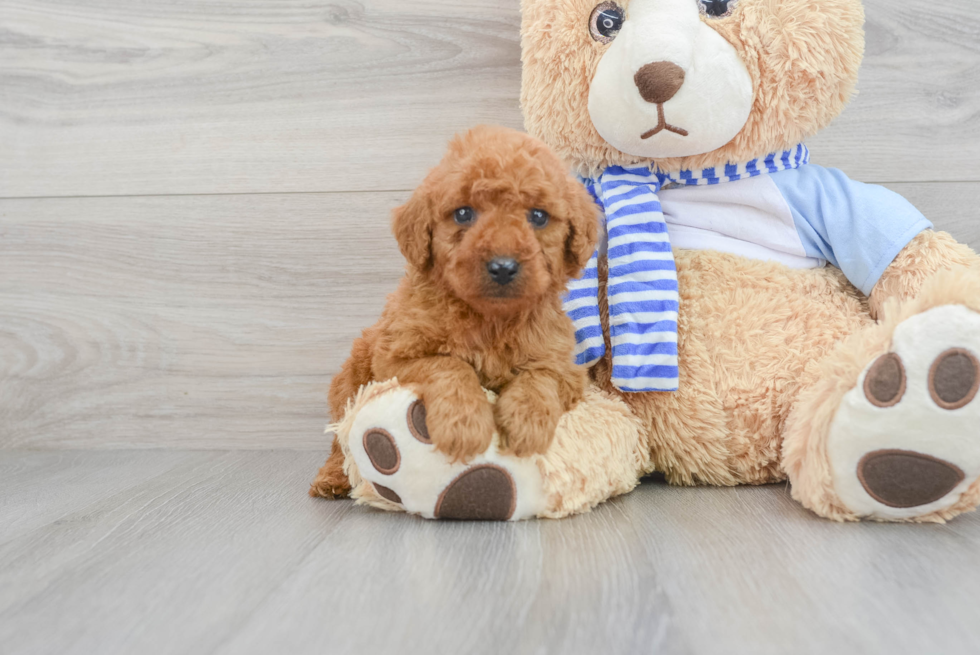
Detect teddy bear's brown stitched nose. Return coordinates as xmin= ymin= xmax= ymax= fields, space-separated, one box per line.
xmin=634 ymin=61 xmax=686 ymax=104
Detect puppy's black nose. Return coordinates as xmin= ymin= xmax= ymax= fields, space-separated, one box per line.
xmin=487 ymin=257 xmax=520 ymax=285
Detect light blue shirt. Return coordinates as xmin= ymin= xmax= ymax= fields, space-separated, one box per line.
xmin=771 ymin=165 xmax=933 ymax=295
xmin=657 ymin=164 xmax=933 ymax=295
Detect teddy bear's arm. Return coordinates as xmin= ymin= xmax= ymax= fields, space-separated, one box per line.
xmin=868 ymin=230 xmax=980 ymax=319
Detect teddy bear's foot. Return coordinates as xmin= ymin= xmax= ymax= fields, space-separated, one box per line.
xmin=322 ymin=378 xmax=649 ymax=520
xmin=339 ymin=383 xmax=547 ymax=520
xmin=827 ymin=304 xmax=980 ymax=520
xmin=786 ymin=294 xmax=980 ymax=522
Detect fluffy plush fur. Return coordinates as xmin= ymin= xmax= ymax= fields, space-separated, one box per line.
xmin=515 ymin=0 xmax=980 ymax=523
xmin=521 ymin=0 xmax=865 ymax=176
xmin=783 ymin=246 xmax=980 ymax=523
xmin=313 ymin=126 xmax=598 ymax=499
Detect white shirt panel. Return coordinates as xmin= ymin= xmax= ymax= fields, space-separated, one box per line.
xmin=658 ymin=174 xmax=825 ymax=269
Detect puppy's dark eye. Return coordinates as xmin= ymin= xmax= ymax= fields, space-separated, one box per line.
xmin=698 ymin=0 xmax=737 ymax=18
xmin=453 ymin=207 xmax=476 ymax=225
xmin=527 ymin=208 xmax=550 ymax=229
xmin=589 ymin=2 xmax=624 ymax=44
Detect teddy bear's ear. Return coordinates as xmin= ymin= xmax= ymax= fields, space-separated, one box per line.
xmin=564 ymin=181 xmax=600 ymax=279
xmin=391 ymin=188 xmax=433 ymax=272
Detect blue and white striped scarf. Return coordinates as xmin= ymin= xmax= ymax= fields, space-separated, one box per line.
xmin=566 ymin=144 xmax=810 ymax=392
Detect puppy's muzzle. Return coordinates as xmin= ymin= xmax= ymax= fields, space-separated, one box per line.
xmin=486 ymin=257 xmax=521 ymax=286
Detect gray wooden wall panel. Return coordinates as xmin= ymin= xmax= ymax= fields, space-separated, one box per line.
xmin=0 ymin=192 xmax=405 ymax=449
xmin=2 ymin=0 xmax=980 ymax=199
xmin=1 ymin=184 xmax=978 ymax=450
xmin=0 ymin=0 xmax=524 ymax=198
xmin=809 ymin=0 xmax=980 ymax=179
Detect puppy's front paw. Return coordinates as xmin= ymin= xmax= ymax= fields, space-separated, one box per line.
xmin=495 ymin=390 xmax=562 ymax=457
xmin=423 ymin=387 xmax=496 ymax=463
xmin=309 ymin=478 xmax=352 ymax=500
xmin=309 ymin=446 xmax=352 ymax=499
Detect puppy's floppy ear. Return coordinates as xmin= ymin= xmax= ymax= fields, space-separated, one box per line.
xmin=563 ymin=181 xmax=600 ymax=279
xmin=391 ymin=187 xmax=433 ymax=272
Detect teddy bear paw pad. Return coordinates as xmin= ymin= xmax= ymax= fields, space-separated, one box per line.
xmin=345 ymin=384 xmax=546 ymax=520
xmin=857 ymin=450 xmax=965 ymax=509
xmin=827 ymin=305 xmax=980 ymax=520
xmin=435 ymin=465 xmax=516 ymax=520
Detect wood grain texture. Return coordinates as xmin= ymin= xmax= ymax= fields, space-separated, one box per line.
xmin=808 ymin=0 xmax=980 ymax=179
xmin=0 ymin=192 xmax=406 ymax=449
xmin=1 ymin=449 xmax=980 ymax=655
xmin=0 ymin=0 xmax=524 ymax=198
xmin=0 ymin=450 xmax=197 ymax=545
xmin=2 ymin=0 xmax=980 ymax=199
xmin=1 ymin=185 xmax=978 ymax=450
xmin=0 ymin=450 xmax=357 ymax=654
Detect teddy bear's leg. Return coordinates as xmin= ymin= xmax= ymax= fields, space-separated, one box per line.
xmin=783 ymin=268 xmax=980 ymax=522
xmin=319 ymin=379 xmax=646 ymax=520
xmin=535 ymin=386 xmax=649 ymax=518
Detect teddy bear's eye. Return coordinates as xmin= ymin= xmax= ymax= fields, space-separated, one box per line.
xmin=453 ymin=207 xmax=477 ymax=225
xmin=698 ymin=0 xmax=737 ymax=18
xmin=589 ymin=2 xmax=625 ymax=44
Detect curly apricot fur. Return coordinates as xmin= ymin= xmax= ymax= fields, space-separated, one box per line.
xmin=314 ymin=126 xmax=600 ymax=494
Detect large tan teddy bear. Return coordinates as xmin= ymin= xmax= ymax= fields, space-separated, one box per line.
xmin=313 ymin=0 xmax=980 ymax=522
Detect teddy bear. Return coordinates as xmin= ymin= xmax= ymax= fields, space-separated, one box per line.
xmin=312 ymin=0 xmax=980 ymax=523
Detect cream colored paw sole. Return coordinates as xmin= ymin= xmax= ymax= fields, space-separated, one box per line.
xmin=345 ymin=386 xmax=547 ymax=521
xmin=828 ymin=305 xmax=980 ymax=520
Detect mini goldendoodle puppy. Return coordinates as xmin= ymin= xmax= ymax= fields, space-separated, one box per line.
xmin=312 ymin=125 xmax=600 ymax=498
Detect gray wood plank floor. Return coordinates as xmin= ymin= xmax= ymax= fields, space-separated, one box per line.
xmin=2 ymin=450 xmax=980 ymax=655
